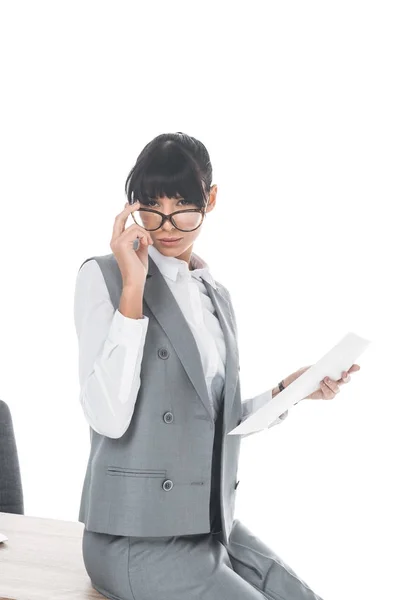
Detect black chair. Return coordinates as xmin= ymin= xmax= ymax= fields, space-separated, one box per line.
xmin=0 ymin=400 xmax=24 ymax=514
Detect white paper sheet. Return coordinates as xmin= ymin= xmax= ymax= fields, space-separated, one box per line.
xmin=0 ymin=532 xmax=8 ymax=543
xmin=228 ymin=331 xmax=371 ymax=436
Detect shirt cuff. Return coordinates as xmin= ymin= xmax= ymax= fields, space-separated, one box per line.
xmin=108 ymin=308 xmax=149 ymax=344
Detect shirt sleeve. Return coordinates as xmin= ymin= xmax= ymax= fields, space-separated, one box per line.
xmin=240 ymin=388 xmax=289 ymax=438
xmin=73 ymin=259 xmax=149 ymax=438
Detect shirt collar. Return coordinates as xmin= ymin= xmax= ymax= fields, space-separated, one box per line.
xmin=148 ymin=244 xmax=216 ymax=289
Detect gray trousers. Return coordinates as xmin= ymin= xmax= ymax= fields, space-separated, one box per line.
xmin=82 ymin=518 xmax=324 ymax=600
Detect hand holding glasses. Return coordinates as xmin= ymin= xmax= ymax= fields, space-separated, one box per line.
xmin=109 ymin=203 xmax=154 ymax=289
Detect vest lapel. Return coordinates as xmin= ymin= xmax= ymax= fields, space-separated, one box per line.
xmin=143 ymin=255 xmax=239 ymax=421
xmin=201 ymin=279 xmax=239 ymax=420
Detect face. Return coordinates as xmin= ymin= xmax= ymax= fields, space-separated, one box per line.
xmin=141 ymin=184 xmax=217 ymax=265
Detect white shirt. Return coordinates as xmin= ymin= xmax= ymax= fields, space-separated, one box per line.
xmin=73 ymin=244 xmax=290 ymax=438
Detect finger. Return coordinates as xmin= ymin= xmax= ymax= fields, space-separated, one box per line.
xmin=338 ymin=364 xmax=360 ymax=384
xmin=125 ymin=202 xmax=154 ymax=245
xmin=120 ymin=221 xmax=154 ymax=246
xmin=341 ymin=370 xmax=351 ymax=383
xmin=320 ymin=380 xmax=336 ymax=399
xmin=111 ymin=202 xmax=140 ymax=242
xmin=322 ymin=377 xmax=340 ymax=394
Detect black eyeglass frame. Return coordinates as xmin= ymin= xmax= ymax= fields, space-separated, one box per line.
xmin=129 ymin=197 xmax=210 ymax=232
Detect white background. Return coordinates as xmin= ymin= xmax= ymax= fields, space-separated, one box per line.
xmin=0 ymin=2 xmax=399 ymax=598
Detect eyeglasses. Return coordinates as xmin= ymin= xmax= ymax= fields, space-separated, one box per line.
xmin=130 ymin=198 xmax=209 ymax=232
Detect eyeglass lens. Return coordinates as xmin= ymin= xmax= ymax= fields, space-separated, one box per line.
xmin=133 ymin=210 xmax=203 ymax=232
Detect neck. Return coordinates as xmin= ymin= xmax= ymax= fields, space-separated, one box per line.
xmin=175 ymin=244 xmax=194 ymax=268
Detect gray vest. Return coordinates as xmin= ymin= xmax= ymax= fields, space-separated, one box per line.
xmin=78 ymin=252 xmax=244 ymax=547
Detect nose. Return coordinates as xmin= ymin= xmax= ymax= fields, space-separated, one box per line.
xmin=161 ymin=219 xmax=178 ymax=232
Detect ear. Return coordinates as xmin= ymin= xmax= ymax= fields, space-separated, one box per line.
xmin=206 ymin=184 xmax=218 ymax=212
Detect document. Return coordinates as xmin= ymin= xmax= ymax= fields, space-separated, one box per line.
xmin=228 ymin=331 xmax=371 ymax=436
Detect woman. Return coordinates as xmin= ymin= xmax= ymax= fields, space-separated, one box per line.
xmin=74 ymin=131 xmax=359 ymax=600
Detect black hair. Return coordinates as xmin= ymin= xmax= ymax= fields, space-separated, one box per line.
xmin=125 ymin=132 xmax=213 ymax=210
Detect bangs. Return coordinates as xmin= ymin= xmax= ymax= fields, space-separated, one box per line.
xmin=126 ymin=141 xmax=208 ymax=209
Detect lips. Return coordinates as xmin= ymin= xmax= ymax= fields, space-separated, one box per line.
xmin=159 ymin=238 xmax=182 ymax=241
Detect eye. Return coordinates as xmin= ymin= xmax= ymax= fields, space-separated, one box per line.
xmin=145 ymin=199 xmax=191 ymax=207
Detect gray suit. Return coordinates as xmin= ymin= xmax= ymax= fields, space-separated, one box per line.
xmin=78 ymin=252 xmax=324 ymax=600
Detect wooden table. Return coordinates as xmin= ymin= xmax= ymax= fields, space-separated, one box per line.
xmin=0 ymin=512 xmax=103 ymax=599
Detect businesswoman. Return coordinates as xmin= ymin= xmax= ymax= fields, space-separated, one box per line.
xmin=74 ymin=131 xmax=360 ymax=600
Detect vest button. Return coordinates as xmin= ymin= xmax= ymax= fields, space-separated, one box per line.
xmin=158 ymin=347 xmax=169 ymax=359
xmin=163 ymin=411 xmax=173 ymax=423
xmin=162 ymin=479 xmax=173 ymax=491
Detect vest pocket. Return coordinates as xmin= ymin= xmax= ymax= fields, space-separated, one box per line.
xmin=107 ymin=466 xmax=167 ymax=478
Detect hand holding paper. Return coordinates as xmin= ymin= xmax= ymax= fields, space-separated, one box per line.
xmin=284 ymin=362 xmax=359 ymax=400
xmin=228 ymin=331 xmax=370 ymax=436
